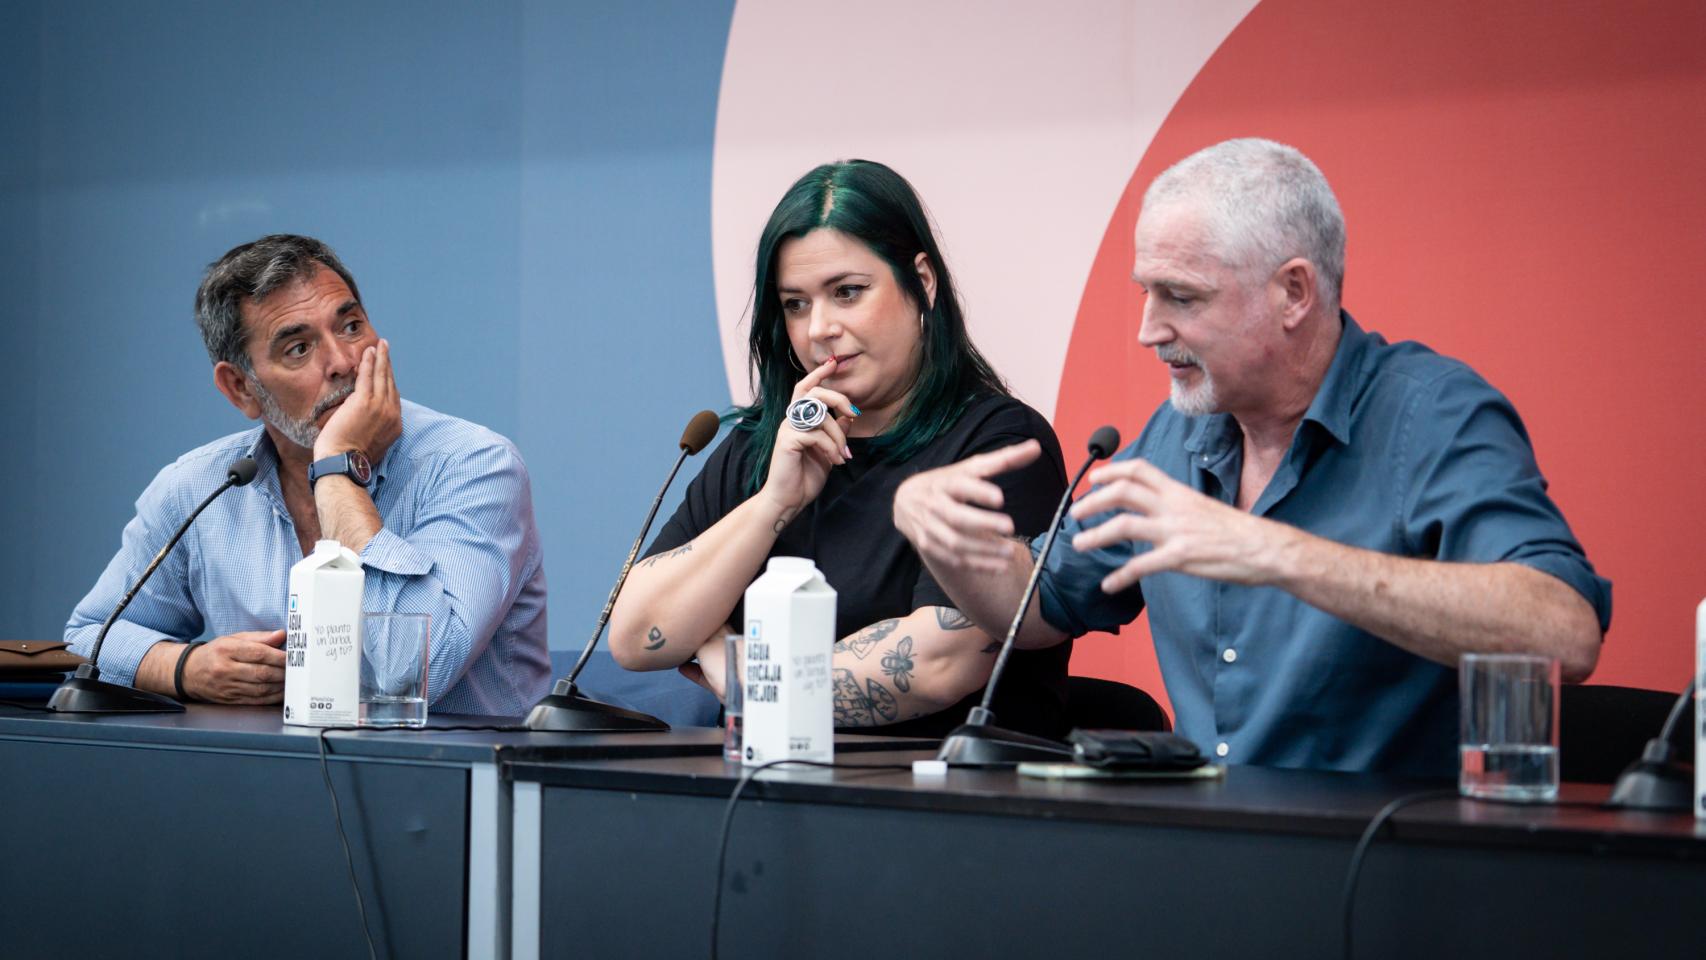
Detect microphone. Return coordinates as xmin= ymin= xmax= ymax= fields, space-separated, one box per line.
xmin=1605 ymin=678 xmax=1697 ymax=811
xmin=48 ymin=457 xmax=260 ymax=713
xmin=526 ymin=410 xmax=721 ymax=731
xmin=937 ymin=427 xmax=1121 ymax=766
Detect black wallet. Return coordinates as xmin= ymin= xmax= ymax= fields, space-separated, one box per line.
xmin=1067 ymin=728 xmax=1208 ymax=771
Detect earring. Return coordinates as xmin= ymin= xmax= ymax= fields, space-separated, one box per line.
xmin=788 ymin=350 xmax=807 ymax=374
xmin=918 ymin=311 xmax=926 ymax=330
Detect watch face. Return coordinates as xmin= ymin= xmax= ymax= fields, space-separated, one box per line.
xmin=347 ymin=449 xmax=373 ymax=485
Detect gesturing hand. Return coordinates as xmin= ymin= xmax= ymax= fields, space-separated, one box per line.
xmin=893 ymin=439 xmax=1041 ymax=574
xmin=758 ymin=357 xmax=859 ymax=519
xmin=314 ymin=338 xmax=402 ymax=464
xmin=1067 ymin=457 xmax=1285 ymax=593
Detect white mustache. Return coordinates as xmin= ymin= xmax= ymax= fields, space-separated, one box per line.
xmin=1157 ymin=346 xmax=1199 ymax=365
xmin=312 ymin=384 xmax=355 ymax=419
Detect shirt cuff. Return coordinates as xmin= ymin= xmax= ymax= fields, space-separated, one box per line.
xmin=359 ymin=528 xmax=436 ymax=578
xmin=76 ymin=621 xmax=174 ymax=688
xmin=1513 ymin=553 xmax=1614 ymax=634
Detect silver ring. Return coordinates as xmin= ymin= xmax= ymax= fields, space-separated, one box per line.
xmin=787 ymin=397 xmax=828 ymax=431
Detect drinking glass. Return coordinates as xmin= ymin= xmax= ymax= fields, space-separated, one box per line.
xmin=1459 ymin=653 xmax=1559 ymax=802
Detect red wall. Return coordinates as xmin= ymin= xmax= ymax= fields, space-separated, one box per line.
xmin=1056 ymin=0 xmax=1706 ymax=714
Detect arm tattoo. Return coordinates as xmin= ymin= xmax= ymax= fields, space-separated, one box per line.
xmin=643 ymin=626 xmax=667 ymax=651
xmin=638 ymin=542 xmax=693 ymax=569
xmin=934 ymin=607 xmax=975 ymax=631
xmin=879 ymin=636 xmax=915 ymax=692
xmin=771 ymin=507 xmax=798 ymax=535
xmin=832 ymin=668 xmax=899 ymax=725
xmin=833 ymin=618 xmax=899 ymax=660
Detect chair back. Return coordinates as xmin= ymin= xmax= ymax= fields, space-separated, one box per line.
xmin=1560 ymin=683 xmax=1690 ymax=784
xmin=1066 ymin=676 xmax=1170 ymax=732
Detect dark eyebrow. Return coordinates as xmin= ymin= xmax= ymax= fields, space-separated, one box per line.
xmin=268 ymin=323 xmax=310 ymax=349
xmin=778 ymin=273 xmax=870 ymax=295
xmin=336 ymin=300 xmax=361 ymax=317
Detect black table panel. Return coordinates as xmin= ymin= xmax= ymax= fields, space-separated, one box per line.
xmin=516 ymin=754 xmax=1706 ymax=959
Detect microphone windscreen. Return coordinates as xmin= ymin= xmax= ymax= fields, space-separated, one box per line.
xmin=228 ymin=457 xmax=259 ymax=486
xmin=1087 ymin=426 xmax=1121 ymax=460
xmin=680 ymin=410 xmax=721 ymax=455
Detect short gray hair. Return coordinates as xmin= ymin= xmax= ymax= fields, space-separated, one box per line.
xmin=1143 ymin=138 xmax=1346 ymax=310
xmin=194 ymin=234 xmax=362 ymax=370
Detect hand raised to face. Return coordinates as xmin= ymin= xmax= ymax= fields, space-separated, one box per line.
xmin=757 ymin=357 xmax=860 ymax=518
xmin=314 ymin=338 xmax=403 ymax=465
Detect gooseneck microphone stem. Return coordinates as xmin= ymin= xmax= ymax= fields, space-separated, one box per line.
xmin=972 ymin=449 xmax=1104 ymax=721
xmin=50 ymin=457 xmax=256 ymax=714
xmin=86 ymin=475 xmax=241 ymax=670
xmin=938 ymin=427 xmax=1118 ymax=766
xmin=525 ymin=409 xmax=719 ymax=732
xmin=563 ymin=444 xmax=694 ymax=687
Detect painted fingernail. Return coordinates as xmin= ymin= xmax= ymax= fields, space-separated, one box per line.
xmin=849 ymin=405 xmax=861 ymax=416
xmin=843 ymin=445 xmax=853 ymax=459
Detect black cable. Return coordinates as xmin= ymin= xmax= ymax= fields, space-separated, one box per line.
xmin=1340 ymin=788 xmax=1458 ymax=960
xmin=710 ymin=758 xmax=912 ymax=960
xmin=318 ymin=726 xmax=380 ymax=960
xmin=308 ymin=720 xmax=526 ymax=960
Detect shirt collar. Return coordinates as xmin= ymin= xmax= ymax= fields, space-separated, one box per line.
xmin=244 ymin=427 xmax=283 ymax=493
xmin=1178 ymin=310 xmax=1370 ymax=458
xmin=1298 ymin=311 xmax=1371 ymax=447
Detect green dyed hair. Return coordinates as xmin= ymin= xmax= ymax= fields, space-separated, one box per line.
xmin=734 ymin=159 xmax=1009 ymax=493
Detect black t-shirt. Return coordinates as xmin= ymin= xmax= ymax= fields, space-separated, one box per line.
xmin=645 ymin=394 xmax=1071 ymax=739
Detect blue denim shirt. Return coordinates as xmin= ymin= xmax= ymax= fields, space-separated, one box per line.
xmin=1036 ymin=315 xmax=1612 ymax=775
xmin=66 ymin=400 xmax=552 ymax=716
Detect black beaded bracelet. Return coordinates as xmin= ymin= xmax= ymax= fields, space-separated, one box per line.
xmin=174 ymin=641 xmax=206 ymax=703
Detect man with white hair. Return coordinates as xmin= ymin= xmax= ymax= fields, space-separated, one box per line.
xmin=893 ymin=138 xmax=1610 ymax=774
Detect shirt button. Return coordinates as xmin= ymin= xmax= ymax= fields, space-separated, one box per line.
xmin=1216 ymin=742 xmax=1230 ymax=757
xmin=1222 ymin=648 xmax=1237 ymax=663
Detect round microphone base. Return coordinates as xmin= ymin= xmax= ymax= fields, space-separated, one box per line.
xmin=936 ymin=720 xmax=1074 ymax=768
xmin=47 ymin=670 xmax=186 ymax=714
xmin=524 ymin=682 xmax=670 ymax=732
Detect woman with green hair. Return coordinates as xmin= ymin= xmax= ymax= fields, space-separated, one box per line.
xmin=609 ymin=160 xmax=1070 ymax=738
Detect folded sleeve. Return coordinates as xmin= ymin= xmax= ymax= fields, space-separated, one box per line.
xmin=358 ymin=439 xmax=543 ymax=704
xmin=1398 ymin=369 xmax=1612 ymax=632
xmin=1031 ymin=482 xmax=1150 ymax=638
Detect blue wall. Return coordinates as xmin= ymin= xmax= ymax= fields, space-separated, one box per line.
xmin=0 ymin=0 xmax=736 ymax=650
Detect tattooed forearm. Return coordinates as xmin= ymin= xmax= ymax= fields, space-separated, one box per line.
xmin=879 ymin=636 xmax=915 ymax=692
xmin=831 ymin=668 xmax=899 ymax=726
xmin=934 ymin=607 xmax=975 ymax=631
xmin=772 ymin=507 xmax=798 ymax=534
xmin=643 ymin=626 xmax=667 ymax=651
xmin=833 ymin=618 xmax=899 ymax=660
xmin=639 ymin=542 xmax=694 ymax=569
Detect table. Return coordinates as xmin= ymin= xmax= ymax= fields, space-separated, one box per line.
xmin=0 ymin=699 xmax=930 ymax=959
xmin=508 ymin=751 xmax=1706 ymax=959
xmin=0 ymin=700 xmax=733 ymax=959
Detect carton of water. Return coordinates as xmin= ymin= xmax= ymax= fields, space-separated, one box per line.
xmin=741 ymin=557 xmax=835 ymax=767
xmin=283 ymin=540 xmax=365 ymax=727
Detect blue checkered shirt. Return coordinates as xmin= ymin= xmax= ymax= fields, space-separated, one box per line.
xmin=66 ymin=400 xmax=552 ymax=716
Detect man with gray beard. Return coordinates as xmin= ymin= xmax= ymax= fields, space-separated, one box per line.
xmin=893 ymin=139 xmax=1610 ymax=775
xmin=65 ymin=235 xmax=550 ymax=714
